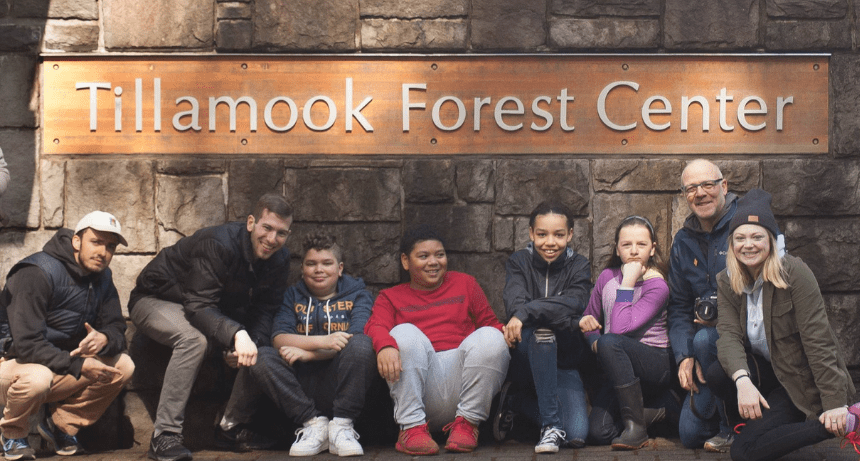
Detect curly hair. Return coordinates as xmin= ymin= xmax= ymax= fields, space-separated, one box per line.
xmin=302 ymin=231 xmax=343 ymax=263
xmin=399 ymin=224 xmax=446 ymax=256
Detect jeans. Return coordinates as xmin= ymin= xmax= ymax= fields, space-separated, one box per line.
xmin=679 ymin=326 xmax=722 ymax=448
xmin=706 ymin=355 xmax=832 ymax=461
xmin=587 ymin=333 xmax=672 ymax=444
xmin=129 ymin=296 xmax=208 ymax=436
xmin=248 ymin=334 xmax=377 ymax=425
xmin=509 ymin=327 xmax=588 ymax=444
xmin=388 ymin=324 xmax=509 ymax=431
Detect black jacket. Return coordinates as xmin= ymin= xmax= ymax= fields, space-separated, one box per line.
xmin=0 ymin=229 xmax=126 ymax=378
xmin=503 ymin=244 xmax=592 ymax=333
xmin=129 ymin=221 xmax=290 ymax=349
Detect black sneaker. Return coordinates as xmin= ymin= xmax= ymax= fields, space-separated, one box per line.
xmin=1 ymin=435 xmax=35 ymax=460
xmin=37 ymin=414 xmax=84 ymax=456
xmin=493 ymin=381 xmax=515 ymax=442
xmin=147 ymin=432 xmax=192 ymax=461
xmin=214 ymin=424 xmax=276 ymax=452
xmin=704 ymin=431 xmax=735 ymax=453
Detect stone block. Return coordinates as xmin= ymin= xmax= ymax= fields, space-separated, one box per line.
xmin=0 ymin=24 xmax=41 ymax=52
xmin=359 ymin=0 xmax=468 ymax=18
xmin=361 ymin=19 xmax=467 ymax=51
xmin=155 ymin=159 xmax=226 ymax=175
xmin=0 ymin=230 xmax=54 ymax=282
xmin=66 ymin=160 xmax=155 ymax=253
xmin=823 ymin=293 xmax=860 ymax=367
xmin=514 ymin=216 xmax=531 ymax=250
xmin=404 ymin=159 xmax=454 ymax=203
xmin=718 ymin=160 xmax=761 ymax=192
xmin=0 ymin=129 xmax=38 ymax=228
xmin=0 ymin=54 xmax=37 ymax=127
xmin=450 ymin=252 xmax=510 ymax=320
xmin=767 ymin=0 xmax=847 ymax=18
xmin=293 ymin=168 xmax=400 ymax=222
xmin=472 ymin=0 xmax=546 ymax=50
xmin=43 ymin=20 xmax=99 ymax=52
xmin=217 ymin=2 xmax=251 ymax=19
xmin=593 ymin=159 xmax=686 ymax=192
xmin=592 ymin=194 xmax=671 ymax=273
xmin=11 ymin=0 xmax=98 ymax=19
xmin=40 ymin=158 xmax=64 ymax=228
xmin=254 ymin=0 xmax=358 ymax=51
xmin=550 ymin=0 xmax=660 ymax=16
xmin=763 ymin=159 xmax=860 ymax=216
xmin=765 ymin=19 xmax=851 ymax=50
xmin=111 ymin=255 xmax=152 ymax=316
xmin=550 ymin=18 xmax=659 ymax=49
xmin=664 ymin=0 xmax=758 ymax=50
xmin=454 ymin=159 xmax=494 ymax=203
xmin=832 ymin=54 xmax=860 ymax=157
xmin=495 ymin=159 xmax=590 ymax=216
xmin=227 ymin=159 xmax=285 ymax=221
xmin=493 ymin=216 xmax=514 ymax=252
xmin=103 ymin=0 xmax=214 ymax=50
xmin=156 ymin=175 xmax=226 ymax=246
xmin=783 ymin=218 xmax=860 ymax=292
xmin=287 ymin=222 xmax=401 ymax=285
xmin=217 ymin=20 xmax=253 ymax=51
xmin=671 ymin=195 xmax=688 ymax=238
xmin=403 ymin=204 xmax=493 ymax=252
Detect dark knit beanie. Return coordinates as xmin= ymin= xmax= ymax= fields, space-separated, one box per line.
xmin=729 ymin=188 xmax=780 ymax=237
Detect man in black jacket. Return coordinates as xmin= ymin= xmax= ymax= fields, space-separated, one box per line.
xmin=0 ymin=211 xmax=134 ymax=460
xmin=128 ymin=193 xmax=292 ymax=461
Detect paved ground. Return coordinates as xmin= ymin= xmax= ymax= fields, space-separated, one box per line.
xmin=28 ymin=436 xmax=857 ymax=460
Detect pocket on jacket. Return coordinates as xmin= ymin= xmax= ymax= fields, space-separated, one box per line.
xmin=770 ymin=300 xmax=798 ymax=340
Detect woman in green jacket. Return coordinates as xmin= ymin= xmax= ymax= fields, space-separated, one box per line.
xmin=708 ymin=188 xmax=857 ymax=461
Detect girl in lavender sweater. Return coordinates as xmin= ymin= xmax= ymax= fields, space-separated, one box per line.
xmin=580 ymin=215 xmax=671 ymax=450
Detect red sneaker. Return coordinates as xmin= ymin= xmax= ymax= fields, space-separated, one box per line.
xmin=396 ymin=423 xmax=439 ymax=456
xmin=443 ymin=416 xmax=479 ymax=453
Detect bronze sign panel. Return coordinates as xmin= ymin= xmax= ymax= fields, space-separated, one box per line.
xmin=42 ymin=55 xmax=828 ymax=155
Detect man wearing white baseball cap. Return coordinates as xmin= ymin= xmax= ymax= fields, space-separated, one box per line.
xmin=0 ymin=211 xmax=134 ymax=460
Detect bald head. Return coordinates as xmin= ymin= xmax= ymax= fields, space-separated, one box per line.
xmin=681 ymin=159 xmax=728 ymax=232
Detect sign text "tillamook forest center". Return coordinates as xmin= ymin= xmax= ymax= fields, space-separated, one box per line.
xmin=42 ymin=55 xmax=828 ymax=155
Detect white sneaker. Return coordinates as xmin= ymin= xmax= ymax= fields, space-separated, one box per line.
xmin=535 ymin=425 xmax=566 ymax=454
xmin=329 ymin=418 xmax=364 ymax=457
xmin=289 ymin=416 xmax=329 ymax=457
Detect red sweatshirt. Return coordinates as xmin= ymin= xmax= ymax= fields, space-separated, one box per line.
xmin=365 ymin=271 xmax=503 ymax=353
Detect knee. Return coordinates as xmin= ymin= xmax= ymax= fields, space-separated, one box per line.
xmin=177 ymin=328 xmax=208 ymax=356
xmin=595 ymin=333 xmax=623 ymax=359
xmin=9 ymin=366 xmax=53 ymax=400
xmin=390 ymin=323 xmax=429 ymax=355
xmin=343 ymin=334 xmax=375 ymax=362
xmin=692 ymin=328 xmax=717 ymax=353
xmin=115 ymin=354 xmax=135 ymax=386
xmin=473 ymin=327 xmax=509 ymax=359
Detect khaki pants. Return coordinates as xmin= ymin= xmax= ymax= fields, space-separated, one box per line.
xmin=0 ymin=354 xmax=134 ymax=439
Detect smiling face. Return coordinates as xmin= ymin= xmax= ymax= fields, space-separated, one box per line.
xmin=246 ymin=209 xmax=292 ymax=260
xmin=73 ymin=228 xmax=119 ymax=274
xmin=732 ymin=224 xmax=771 ymax=278
xmin=302 ymin=248 xmax=343 ymax=300
xmin=529 ymin=213 xmax=573 ymax=264
xmin=401 ymin=239 xmax=447 ymax=291
xmin=682 ymin=160 xmax=728 ymax=231
xmin=616 ymin=224 xmax=656 ymax=266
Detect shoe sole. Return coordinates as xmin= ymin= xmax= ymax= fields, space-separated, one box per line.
xmin=4 ymin=452 xmax=35 ymax=461
xmin=611 ymin=440 xmax=649 ymax=451
xmin=289 ymin=447 xmax=328 ymax=456
xmin=704 ymin=443 xmax=730 ymax=453
xmin=534 ymin=445 xmax=560 ymax=454
xmin=444 ymin=443 xmax=475 ymax=453
xmin=330 ymin=444 xmax=364 ymax=457
xmin=395 ymin=443 xmax=439 ymax=456
xmin=147 ymin=448 xmax=193 ymax=461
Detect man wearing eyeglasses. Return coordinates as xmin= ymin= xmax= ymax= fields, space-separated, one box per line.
xmin=128 ymin=193 xmax=292 ymax=461
xmin=667 ymin=159 xmax=738 ymax=452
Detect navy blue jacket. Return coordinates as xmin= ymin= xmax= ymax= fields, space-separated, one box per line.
xmin=272 ymin=274 xmax=373 ymax=339
xmin=129 ymin=221 xmax=290 ymax=349
xmin=0 ymin=229 xmax=126 ymax=378
xmin=667 ymin=194 xmax=738 ymax=365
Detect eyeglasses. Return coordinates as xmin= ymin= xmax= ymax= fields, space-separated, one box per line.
xmin=681 ymin=178 xmax=724 ymax=196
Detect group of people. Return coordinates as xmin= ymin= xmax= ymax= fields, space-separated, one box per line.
xmin=0 ymin=159 xmax=856 ymax=461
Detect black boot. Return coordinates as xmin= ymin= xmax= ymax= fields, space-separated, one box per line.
xmin=610 ymin=379 xmax=649 ymax=450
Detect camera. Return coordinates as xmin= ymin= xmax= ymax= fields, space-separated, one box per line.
xmin=694 ymin=294 xmax=718 ymax=322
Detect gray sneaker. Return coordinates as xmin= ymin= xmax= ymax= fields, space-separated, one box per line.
xmin=704 ymin=431 xmax=735 ymax=453
xmin=1 ymin=436 xmax=34 ymax=461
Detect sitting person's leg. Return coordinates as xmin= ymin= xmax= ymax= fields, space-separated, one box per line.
xmin=388 ymin=323 xmax=439 ymax=455
xmin=557 ymin=367 xmax=588 ymax=447
xmin=215 ymin=367 xmax=275 ymax=451
xmin=325 ymin=333 xmax=377 ymax=457
xmin=679 ymin=327 xmax=721 ymax=448
xmin=0 ymin=360 xmax=53 ymax=460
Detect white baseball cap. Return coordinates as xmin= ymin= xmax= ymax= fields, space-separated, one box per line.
xmin=74 ymin=211 xmax=128 ymax=246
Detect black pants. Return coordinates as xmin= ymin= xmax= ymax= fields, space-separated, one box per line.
xmin=706 ymin=355 xmax=832 ymax=461
xmin=248 ymin=333 xmax=377 ymax=425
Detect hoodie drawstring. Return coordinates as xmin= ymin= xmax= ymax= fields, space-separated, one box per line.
xmin=306 ymin=297 xmax=333 ymax=335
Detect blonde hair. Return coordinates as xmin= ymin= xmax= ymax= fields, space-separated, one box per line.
xmin=726 ymin=230 xmax=788 ymax=295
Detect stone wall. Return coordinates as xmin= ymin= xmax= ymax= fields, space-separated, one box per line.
xmin=1 ymin=0 xmax=859 ymax=426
